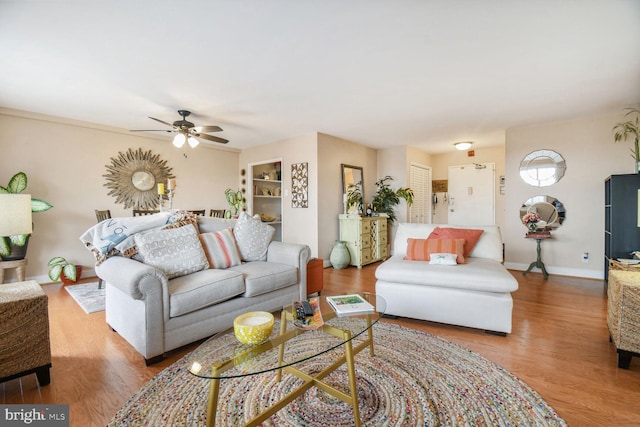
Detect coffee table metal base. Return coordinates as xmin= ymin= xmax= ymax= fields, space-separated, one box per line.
xmin=204 ymin=308 xmax=376 ymax=427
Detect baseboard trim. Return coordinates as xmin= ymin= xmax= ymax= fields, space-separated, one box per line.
xmin=504 ymin=262 xmax=603 ymax=280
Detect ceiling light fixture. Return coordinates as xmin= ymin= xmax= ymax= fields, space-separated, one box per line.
xmin=172 ymin=133 xmax=186 ymax=148
xmin=187 ymin=136 xmax=199 ymax=148
xmin=454 ymin=141 xmax=473 ymax=151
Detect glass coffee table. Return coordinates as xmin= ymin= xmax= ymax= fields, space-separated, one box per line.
xmin=188 ymin=292 xmax=386 ymax=427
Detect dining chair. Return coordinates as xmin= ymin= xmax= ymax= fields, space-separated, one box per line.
xmin=133 ymin=209 xmax=160 ymax=216
xmin=94 ymin=209 xmax=112 ymax=289
xmin=209 ymin=209 xmax=226 ymax=218
xmin=188 ymin=210 xmax=206 ymax=216
xmin=95 ymin=209 xmax=112 ymax=222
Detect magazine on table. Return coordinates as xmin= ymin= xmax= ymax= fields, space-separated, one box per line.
xmin=326 ymin=294 xmax=375 ymax=316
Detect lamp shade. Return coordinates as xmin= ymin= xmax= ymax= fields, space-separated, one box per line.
xmin=0 ymin=194 xmax=33 ymax=236
xmin=187 ymin=136 xmax=199 ymax=148
xmin=173 ymin=133 xmax=186 ymax=148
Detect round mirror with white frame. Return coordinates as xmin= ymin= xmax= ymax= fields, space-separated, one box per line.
xmin=519 ymin=149 xmax=566 ymax=187
xmin=519 ymin=195 xmax=566 ymax=230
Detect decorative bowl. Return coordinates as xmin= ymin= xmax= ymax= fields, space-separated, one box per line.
xmin=233 ymin=311 xmax=275 ymax=345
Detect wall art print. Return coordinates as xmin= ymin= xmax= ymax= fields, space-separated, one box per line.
xmin=291 ymin=162 xmax=308 ymax=208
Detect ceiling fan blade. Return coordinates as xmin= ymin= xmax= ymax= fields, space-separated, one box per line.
xmin=194 ymin=125 xmax=223 ymax=132
xmin=148 ymin=116 xmax=175 ymax=127
xmin=130 ymin=129 xmax=174 ymax=132
xmin=196 ymin=133 xmax=229 ymax=144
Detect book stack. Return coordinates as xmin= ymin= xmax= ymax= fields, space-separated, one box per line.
xmin=326 ymin=294 xmax=375 ymax=316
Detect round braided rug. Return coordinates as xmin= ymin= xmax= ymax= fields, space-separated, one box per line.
xmin=109 ymin=322 xmax=567 ymax=426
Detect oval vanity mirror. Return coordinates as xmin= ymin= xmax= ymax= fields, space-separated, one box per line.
xmin=519 ymin=195 xmax=566 ymax=230
xmin=519 ymin=149 xmax=566 ymax=187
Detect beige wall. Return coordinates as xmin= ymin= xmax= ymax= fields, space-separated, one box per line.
xmin=504 ymin=112 xmax=633 ymax=279
xmin=317 ymin=133 xmax=378 ymax=263
xmin=0 ymin=109 xmax=239 ymax=282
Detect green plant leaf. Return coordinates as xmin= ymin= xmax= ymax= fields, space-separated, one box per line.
xmin=9 ymin=234 xmax=28 ymax=246
xmin=225 ymin=211 xmax=232 ymax=219
xmin=0 ymin=237 xmax=10 ymax=257
xmin=31 ymin=198 xmax=53 ymax=213
xmin=48 ymin=256 xmax=66 ymax=267
xmin=63 ymin=263 xmax=77 ymax=282
xmin=0 ymin=186 xmax=8 ymax=194
xmin=48 ymin=264 xmax=62 ymax=281
xmin=7 ymin=172 xmax=27 ymax=194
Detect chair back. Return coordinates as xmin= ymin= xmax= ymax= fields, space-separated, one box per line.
xmin=95 ymin=210 xmax=112 ymax=222
xmin=188 ymin=210 xmax=206 ymax=216
xmin=133 ymin=209 xmax=160 ymax=216
xmin=209 ymin=209 xmax=226 ymax=218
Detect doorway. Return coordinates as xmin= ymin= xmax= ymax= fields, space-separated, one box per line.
xmin=447 ymin=163 xmax=495 ymax=225
xmin=409 ymin=163 xmax=431 ymax=224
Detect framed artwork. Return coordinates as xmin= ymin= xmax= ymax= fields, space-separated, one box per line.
xmin=291 ymin=162 xmax=308 ymax=208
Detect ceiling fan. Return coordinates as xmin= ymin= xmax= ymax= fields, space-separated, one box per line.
xmin=130 ymin=110 xmax=228 ymax=147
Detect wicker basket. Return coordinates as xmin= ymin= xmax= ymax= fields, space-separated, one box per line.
xmin=609 ymin=259 xmax=640 ymax=272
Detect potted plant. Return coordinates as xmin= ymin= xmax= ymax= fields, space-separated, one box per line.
xmin=613 ymin=107 xmax=640 ymax=173
xmin=346 ymin=181 xmax=364 ymax=215
xmin=371 ymin=176 xmax=414 ymax=223
xmin=224 ymin=188 xmax=246 ymax=219
xmin=0 ymin=171 xmax=53 ymax=260
xmin=48 ymin=257 xmax=82 ymax=284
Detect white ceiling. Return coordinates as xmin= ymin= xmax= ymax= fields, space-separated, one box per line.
xmin=1 ymin=1 xmax=639 ymax=153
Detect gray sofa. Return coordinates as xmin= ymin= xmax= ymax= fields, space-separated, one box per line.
xmin=93 ymin=214 xmax=310 ymax=365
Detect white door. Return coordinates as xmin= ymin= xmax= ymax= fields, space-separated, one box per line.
xmin=409 ymin=164 xmax=431 ymax=223
xmin=447 ymin=163 xmax=495 ymax=225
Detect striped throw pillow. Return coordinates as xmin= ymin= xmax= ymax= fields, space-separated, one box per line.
xmin=404 ymin=238 xmax=466 ymax=264
xmin=198 ymin=227 xmax=242 ymax=269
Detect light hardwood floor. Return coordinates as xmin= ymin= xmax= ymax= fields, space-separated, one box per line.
xmin=2 ymin=266 xmax=639 ymax=426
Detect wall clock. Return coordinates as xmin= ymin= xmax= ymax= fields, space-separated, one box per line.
xmin=103 ymin=148 xmax=175 ymax=209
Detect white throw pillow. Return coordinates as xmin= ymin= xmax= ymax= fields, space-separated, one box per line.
xmin=233 ymin=212 xmax=275 ymax=261
xmin=428 ymin=253 xmax=458 ymax=265
xmin=134 ymin=224 xmax=209 ymax=279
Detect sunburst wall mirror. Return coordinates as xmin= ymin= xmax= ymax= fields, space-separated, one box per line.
xmin=103 ymin=148 xmax=175 ymax=209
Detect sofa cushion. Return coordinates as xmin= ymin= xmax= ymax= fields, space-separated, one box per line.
xmin=198 ymin=228 xmax=242 ymax=269
xmin=375 ymin=256 xmax=518 ymax=293
xmin=233 ymin=212 xmax=275 ymax=261
xmin=427 ymin=227 xmax=483 ymax=258
xmin=230 ymin=261 xmax=298 ymax=297
xmin=134 ymin=224 xmax=209 ymax=279
xmin=167 ymin=268 xmax=245 ymax=317
xmin=405 ymin=238 xmax=466 ymax=264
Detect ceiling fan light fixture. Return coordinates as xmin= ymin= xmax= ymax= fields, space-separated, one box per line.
xmin=454 ymin=141 xmax=473 ymax=151
xmin=173 ymin=133 xmax=186 ymax=148
xmin=188 ymin=136 xmax=199 ymax=148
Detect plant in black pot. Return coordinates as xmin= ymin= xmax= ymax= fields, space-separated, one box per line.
xmin=48 ymin=257 xmax=82 ymax=284
xmin=0 ymin=172 xmax=53 ymax=260
xmin=371 ymin=176 xmax=414 ymax=223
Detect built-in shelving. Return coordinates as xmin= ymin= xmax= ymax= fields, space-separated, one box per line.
xmin=249 ymin=160 xmax=283 ymax=241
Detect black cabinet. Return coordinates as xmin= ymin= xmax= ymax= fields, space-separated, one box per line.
xmin=604 ymin=174 xmax=640 ymax=281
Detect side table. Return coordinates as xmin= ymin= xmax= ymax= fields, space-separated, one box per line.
xmin=0 ymin=259 xmax=28 ymax=284
xmin=0 ymin=280 xmax=52 ymax=385
xmin=523 ymin=232 xmax=551 ymax=279
xmin=607 ymin=269 xmax=640 ymax=369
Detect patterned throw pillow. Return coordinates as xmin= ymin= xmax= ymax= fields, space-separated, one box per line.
xmin=198 ymin=227 xmax=242 ymax=269
xmin=429 ymin=253 xmax=458 ymax=265
xmin=427 ymin=227 xmax=484 ymax=258
xmin=404 ymin=238 xmax=466 ymax=264
xmin=134 ymin=224 xmax=209 ymax=279
xmin=233 ymin=212 xmax=275 ymax=261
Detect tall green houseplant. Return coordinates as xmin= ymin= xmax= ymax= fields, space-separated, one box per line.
xmin=371 ymin=176 xmax=414 ymax=223
xmin=613 ymin=107 xmax=640 ymax=173
xmin=0 ymin=172 xmax=53 ymax=259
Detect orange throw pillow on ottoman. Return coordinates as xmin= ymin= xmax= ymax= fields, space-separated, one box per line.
xmin=405 ymin=238 xmax=466 ymax=264
xmin=427 ymin=227 xmax=484 ymax=258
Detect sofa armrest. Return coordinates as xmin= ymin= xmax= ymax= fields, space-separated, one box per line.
xmin=266 ymin=241 xmax=311 ymax=300
xmin=95 ymin=256 xmax=168 ymax=301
